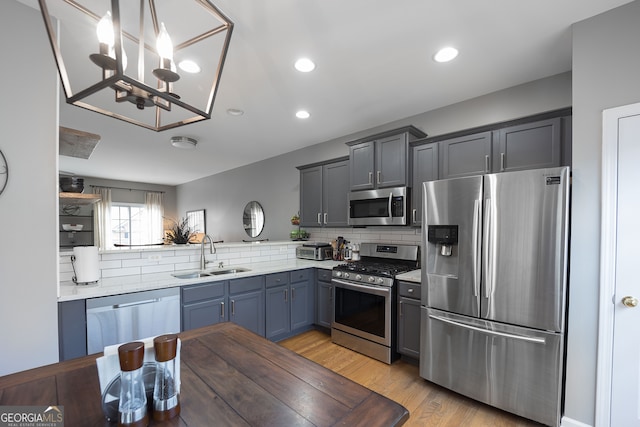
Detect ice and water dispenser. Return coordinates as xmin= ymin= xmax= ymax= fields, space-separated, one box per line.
xmin=425 ymin=225 xmax=460 ymax=307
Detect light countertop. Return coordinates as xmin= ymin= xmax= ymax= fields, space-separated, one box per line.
xmin=396 ymin=269 xmax=421 ymax=283
xmin=59 ymin=258 xmax=341 ymax=302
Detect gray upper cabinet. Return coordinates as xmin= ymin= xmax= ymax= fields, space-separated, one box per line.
xmin=439 ymin=117 xmax=565 ymax=180
xmin=440 ymin=131 xmax=493 ymax=179
xmin=299 ymin=158 xmax=349 ymax=228
xmin=347 ymin=126 xmax=427 ymax=191
xmin=494 ymin=117 xmax=561 ymax=172
xmin=411 ymin=142 xmax=439 ymax=226
xmin=349 ymin=141 xmax=375 ymax=191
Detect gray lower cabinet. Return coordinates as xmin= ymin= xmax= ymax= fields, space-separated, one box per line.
xmin=411 ymin=142 xmax=439 ymax=226
xmin=58 ymin=299 xmax=87 ymax=361
xmin=266 ymin=269 xmax=314 ymax=341
xmin=397 ymin=280 xmax=421 ymax=359
xmin=229 ymin=276 xmax=265 ymax=336
xmin=298 ymin=158 xmax=349 ymax=228
xmin=315 ymin=269 xmax=333 ymax=329
xmin=182 ymin=281 xmax=227 ymax=331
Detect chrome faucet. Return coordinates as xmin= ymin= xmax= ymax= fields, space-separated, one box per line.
xmin=200 ymin=234 xmax=216 ymax=270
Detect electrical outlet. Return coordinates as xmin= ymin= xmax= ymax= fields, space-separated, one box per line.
xmin=279 ymin=246 xmax=288 ymax=253
xmin=148 ymin=254 xmax=162 ymax=261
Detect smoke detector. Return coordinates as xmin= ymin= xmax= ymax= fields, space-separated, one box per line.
xmin=170 ymin=136 xmax=198 ymax=150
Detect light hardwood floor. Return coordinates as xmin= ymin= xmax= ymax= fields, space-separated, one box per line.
xmin=280 ymin=330 xmax=543 ymax=427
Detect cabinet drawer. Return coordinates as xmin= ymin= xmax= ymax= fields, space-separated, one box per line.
xmin=398 ymin=281 xmax=421 ymax=299
xmin=182 ymin=281 xmax=226 ymax=304
xmin=290 ymin=269 xmax=311 ymax=283
xmin=266 ymin=272 xmax=288 ymax=288
xmin=230 ymin=276 xmax=264 ymax=295
xmin=317 ymin=269 xmax=332 ymax=282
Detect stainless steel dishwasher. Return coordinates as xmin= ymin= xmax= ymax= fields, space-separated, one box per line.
xmin=86 ymin=287 xmax=180 ymax=354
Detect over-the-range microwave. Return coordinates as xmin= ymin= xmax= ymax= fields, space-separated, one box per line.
xmin=348 ymin=186 xmax=409 ymax=226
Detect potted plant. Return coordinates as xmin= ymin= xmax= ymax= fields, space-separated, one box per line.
xmin=165 ymin=217 xmax=194 ymax=244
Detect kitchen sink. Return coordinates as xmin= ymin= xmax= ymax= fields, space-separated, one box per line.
xmin=172 ymin=267 xmax=251 ymax=279
xmin=207 ymin=267 xmax=251 ymax=275
xmin=172 ymin=272 xmax=212 ymax=279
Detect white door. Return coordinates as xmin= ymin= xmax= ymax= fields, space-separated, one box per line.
xmin=597 ymin=102 xmax=640 ymax=426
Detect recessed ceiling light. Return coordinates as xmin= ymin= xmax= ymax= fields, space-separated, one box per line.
xmin=296 ymin=110 xmax=310 ymax=119
xmin=294 ymin=58 xmax=315 ymax=72
xmin=178 ymin=59 xmax=201 ymax=73
xmin=227 ymin=108 xmax=244 ymax=116
xmin=433 ymin=47 xmax=459 ymax=63
xmin=170 ymin=136 xmax=198 ymax=149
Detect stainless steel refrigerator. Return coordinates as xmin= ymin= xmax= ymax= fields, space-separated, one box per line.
xmin=420 ymin=166 xmax=570 ymax=427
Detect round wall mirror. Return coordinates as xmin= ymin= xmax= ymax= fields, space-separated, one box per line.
xmin=243 ymin=201 xmax=265 ymax=238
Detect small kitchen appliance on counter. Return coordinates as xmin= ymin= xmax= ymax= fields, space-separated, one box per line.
xmin=296 ymin=242 xmax=332 ymax=260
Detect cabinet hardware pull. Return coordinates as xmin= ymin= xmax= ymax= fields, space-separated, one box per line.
xmin=292 ymin=287 xmax=296 ymax=299
xmin=500 ymin=152 xmax=505 ymax=171
xmin=317 ymin=212 xmax=322 ymax=224
xmin=377 ymin=170 xmax=381 ymax=184
xmin=399 ymin=301 xmax=403 ymax=316
xmin=220 ymin=301 xmax=225 ymax=318
xmin=324 ymin=213 xmax=328 ymax=224
xmin=284 ymin=289 xmax=288 ymax=302
xmin=368 ymin=172 xmax=373 ymax=185
xmin=231 ymin=300 xmax=235 ymax=316
xmin=485 ymin=155 xmax=490 ymax=173
xmin=412 ymin=209 xmax=417 ymax=223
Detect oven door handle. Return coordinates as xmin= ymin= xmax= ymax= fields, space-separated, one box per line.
xmin=332 ymin=278 xmax=391 ymax=297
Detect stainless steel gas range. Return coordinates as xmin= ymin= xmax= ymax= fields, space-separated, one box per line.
xmin=331 ymin=243 xmax=420 ymax=364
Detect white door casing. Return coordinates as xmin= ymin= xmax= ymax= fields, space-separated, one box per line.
xmin=596 ymin=102 xmax=640 ymax=427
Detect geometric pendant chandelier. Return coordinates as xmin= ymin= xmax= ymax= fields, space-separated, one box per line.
xmin=37 ymin=0 xmax=234 ymax=131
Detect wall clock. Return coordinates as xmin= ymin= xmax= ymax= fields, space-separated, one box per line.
xmin=0 ymin=149 xmax=7 ymax=196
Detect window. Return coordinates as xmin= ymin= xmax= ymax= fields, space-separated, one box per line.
xmin=111 ymin=204 xmax=145 ymax=246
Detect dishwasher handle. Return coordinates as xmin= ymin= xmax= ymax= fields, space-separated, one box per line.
xmin=113 ymin=298 xmax=161 ymax=309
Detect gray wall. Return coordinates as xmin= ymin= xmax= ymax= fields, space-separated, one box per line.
xmin=0 ymin=1 xmax=59 ymax=375
xmin=565 ymin=2 xmax=640 ymax=425
xmin=178 ymin=72 xmax=571 ymax=242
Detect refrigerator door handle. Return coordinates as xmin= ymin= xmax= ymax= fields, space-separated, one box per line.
xmin=483 ymin=199 xmax=493 ymax=300
xmin=428 ymin=314 xmax=546 ymax=344
xmin=472 ymin=199 xmax=481 ymax=297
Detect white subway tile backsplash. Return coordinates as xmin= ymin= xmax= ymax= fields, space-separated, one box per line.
xmin=141 ymin=264 xmax=175 ymax=274
xmin=102 ymin=266 xmax=141 ymax=278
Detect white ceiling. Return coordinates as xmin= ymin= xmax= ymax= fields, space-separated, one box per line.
xmin=46 ymin=0 xmax=632 ymax=186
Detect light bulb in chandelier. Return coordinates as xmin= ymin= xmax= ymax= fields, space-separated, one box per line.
xmin=153 ymin=22 xmax=180 ymax=83
xmin=90 ymin=11 xmax=117 ymax=70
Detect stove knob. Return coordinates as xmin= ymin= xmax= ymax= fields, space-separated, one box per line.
xmin=335 ymin=271 xmax=342 ymax=278
xmin=344 ymin=273 xmax=350 ymax=279
xmin=377 ymin=277 xmax=385 ymax=284
xmin=355 ymin=274 xmax=362 ymax=281
xmin=368 ymin=276 xmax=375 ymax=283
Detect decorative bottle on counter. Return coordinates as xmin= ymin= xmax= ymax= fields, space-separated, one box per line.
xmin=117 ymin=341 xmax=149 ymax=427
xmin=152 ymin=334 xmax=180 ymax=421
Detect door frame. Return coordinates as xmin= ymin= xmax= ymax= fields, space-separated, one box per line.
xmin=595 ymin=101 xmax=640 ymax=426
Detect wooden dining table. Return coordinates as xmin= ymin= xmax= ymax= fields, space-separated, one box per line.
xmin=0 ymin=322 xmax=409 ymax=426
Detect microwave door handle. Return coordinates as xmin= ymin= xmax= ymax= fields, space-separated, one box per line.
xmin=388 ymin=192 xmax=393 ymax=218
